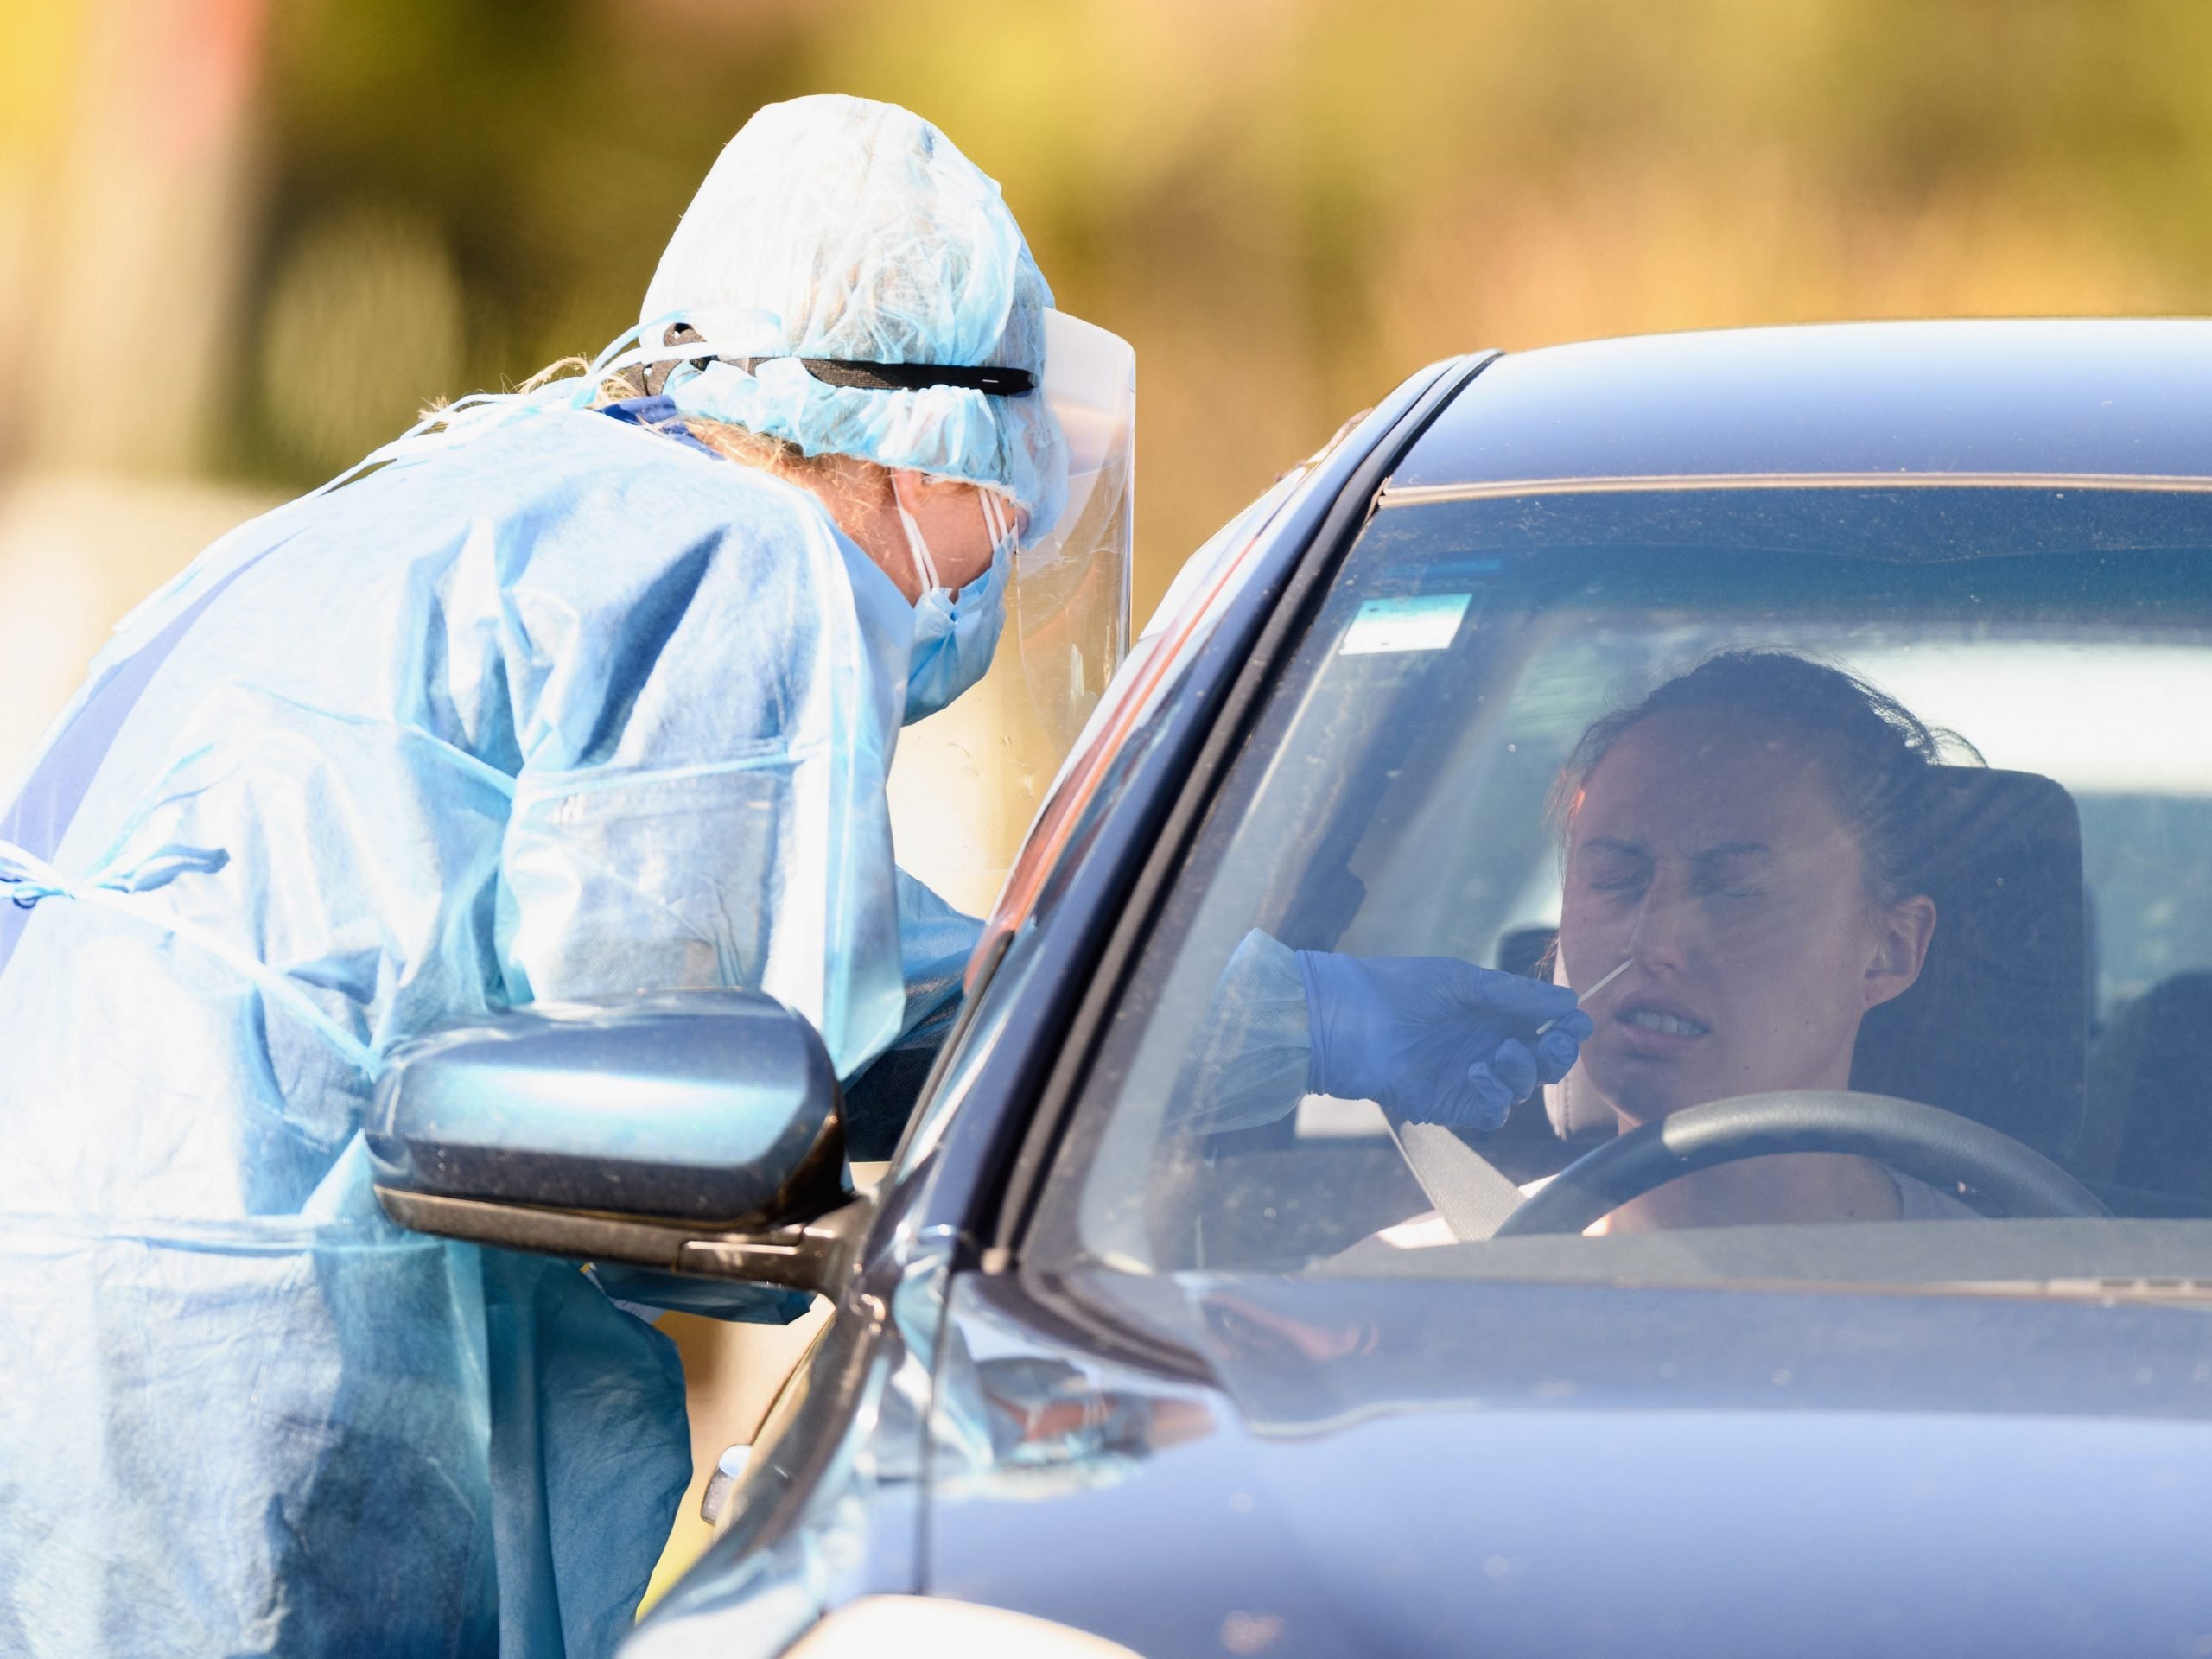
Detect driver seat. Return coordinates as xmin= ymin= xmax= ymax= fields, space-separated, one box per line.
xmin=1543 ymin=766 xmax=2089 ymax=1164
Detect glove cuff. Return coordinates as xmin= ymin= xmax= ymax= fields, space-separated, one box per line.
xmin=1294 ymin=949 xmax=1355 ymax=1098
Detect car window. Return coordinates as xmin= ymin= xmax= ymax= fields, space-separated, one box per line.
xmin=1028 ymin=483 xmax=2212 ymax=1287
xmin=887 ymin=471 xmax=1316 ymax=1180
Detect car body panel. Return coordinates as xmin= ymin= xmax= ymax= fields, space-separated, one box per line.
xmin=930 ymin=1270 xmax=2212 ymax=1658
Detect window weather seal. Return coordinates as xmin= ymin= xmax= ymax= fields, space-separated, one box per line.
xmin=1377 ymin=469 xmax=2212 ymax=507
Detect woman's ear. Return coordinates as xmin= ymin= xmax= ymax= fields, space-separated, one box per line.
xmin=887 ymin=467 xmax=928 ymax=516
xmin=1864 ymin=893 xmax=1937 ymax=1012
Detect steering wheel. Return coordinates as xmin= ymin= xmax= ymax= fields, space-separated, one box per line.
xmin=1494 ymin=1090 xmax=2108 ymax=1237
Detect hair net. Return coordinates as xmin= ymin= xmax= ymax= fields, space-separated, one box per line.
xmin=642 ymin=94 xmax=1069 ymax=535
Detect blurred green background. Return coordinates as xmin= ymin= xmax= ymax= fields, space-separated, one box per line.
xmin=9 ymin=0 xmax=2212 ymax=654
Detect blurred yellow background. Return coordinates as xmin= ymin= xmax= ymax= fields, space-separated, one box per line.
xmin=9 ymin=0 xmax=2212 ymax=775
xmin=6 ymin=0 xmax=2210 ymax=1603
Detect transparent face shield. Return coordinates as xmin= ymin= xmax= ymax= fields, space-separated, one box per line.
xmin=1011 ymin=309 xmax=1138 ymax=760
xmin=887 ymin=311 xmax=1134 ymax=917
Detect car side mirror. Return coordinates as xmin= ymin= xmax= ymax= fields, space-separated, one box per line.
xmin=366 ymin=991 xmax=865 ymax=1295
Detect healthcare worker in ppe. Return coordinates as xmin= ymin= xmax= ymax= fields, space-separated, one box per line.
xmin=0 ymin=92 xmax=1580 ymax=1657
xmin=0 ymin=92 xmax=1109 ymax=1659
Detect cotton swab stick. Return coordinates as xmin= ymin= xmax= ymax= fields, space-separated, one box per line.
xmin=1536 ymin=955 xmax=1634 ymax=1034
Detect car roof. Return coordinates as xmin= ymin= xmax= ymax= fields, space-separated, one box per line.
xmin=1390 ymin=319 xmax=2212 ymax=496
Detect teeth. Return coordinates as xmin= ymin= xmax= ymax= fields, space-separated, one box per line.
xmin=1625 ymin=1009 xmax=1704 ymax=1036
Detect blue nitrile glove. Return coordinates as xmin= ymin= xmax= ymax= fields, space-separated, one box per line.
xmin=1295 ymin=951 xmax=1595 ymax=1130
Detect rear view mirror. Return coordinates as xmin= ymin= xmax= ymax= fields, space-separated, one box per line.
xmin=367 ymin=991 xmax=863 ymax=1294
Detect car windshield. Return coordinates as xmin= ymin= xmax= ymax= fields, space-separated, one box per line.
xmin=1028 ymin=482 xmax=2212 ymax=1290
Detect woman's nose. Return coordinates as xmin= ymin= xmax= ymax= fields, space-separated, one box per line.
xmin=1624 ymin=877 xmax=1694 ymax=971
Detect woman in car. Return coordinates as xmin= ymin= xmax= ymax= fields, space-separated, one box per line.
xmin=1548 ymin=649 xmax=1977 ymax=1229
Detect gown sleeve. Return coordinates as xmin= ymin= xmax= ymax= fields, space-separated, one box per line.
xmin=491 ymin=463 xmax=912 ymax=1083
xmin=1167 ymin=927 xmax=1315 ymax=1135
xmin=887 ymin=866 xmax=983 ymax=1049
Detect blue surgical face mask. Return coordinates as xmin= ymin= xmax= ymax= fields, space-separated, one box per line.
xmin=902 ymin=538 xmax=1010 ymax=725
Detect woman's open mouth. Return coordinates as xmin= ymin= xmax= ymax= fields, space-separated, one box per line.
xmin=1623 ymin=1008 xmax=1706 ymax=1036
xmin=1612 ymin=1001 xmax=1712 ymax=1053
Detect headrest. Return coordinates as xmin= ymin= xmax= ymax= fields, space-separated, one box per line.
xmin=2085 ymin=970 xmax=2212 ymax=1194
xmin=1852 ymin=767 xmax=2087 ymax=1158
xmin=1544 ymin=766 xmax=2088 ymax=1160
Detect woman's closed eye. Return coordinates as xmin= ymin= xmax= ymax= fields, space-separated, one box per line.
xmin=1579 ymin=843 xmax=1651 ymax=894
xmin=1693 ymin=844 xmax=1773 ymax=900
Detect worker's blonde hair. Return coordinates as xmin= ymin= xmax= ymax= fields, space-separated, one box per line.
xmin=434 ymin=353 xmax=879 ymax=512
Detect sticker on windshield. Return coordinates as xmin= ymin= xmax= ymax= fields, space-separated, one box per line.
xmin=1338 ymin=593 xmax=1471 ymax=655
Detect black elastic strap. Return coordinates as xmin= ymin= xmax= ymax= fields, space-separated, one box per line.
xmin=729 ymin=356 xmax=1034 ymax=396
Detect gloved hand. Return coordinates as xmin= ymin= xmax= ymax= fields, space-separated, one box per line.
xmin=1295 ymin=951 xmax=1594 ymax=1131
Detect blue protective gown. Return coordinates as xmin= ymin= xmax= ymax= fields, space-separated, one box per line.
xmin=0 ymin=403 xmax=976 ymax=1656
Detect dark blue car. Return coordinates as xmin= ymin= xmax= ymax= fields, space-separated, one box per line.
xmin=376 ymin=320 xmax=2212 ymax=1658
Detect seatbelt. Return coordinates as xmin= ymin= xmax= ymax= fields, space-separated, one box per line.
xmin=1382 ymin=1105 xmax=1527 ymax=1243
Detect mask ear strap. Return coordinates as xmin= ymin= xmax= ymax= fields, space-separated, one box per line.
xmin=891 ymin=475 xmax=942 ymax=595
xmin=978 ymin=488 xmax=1011 ymax=556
